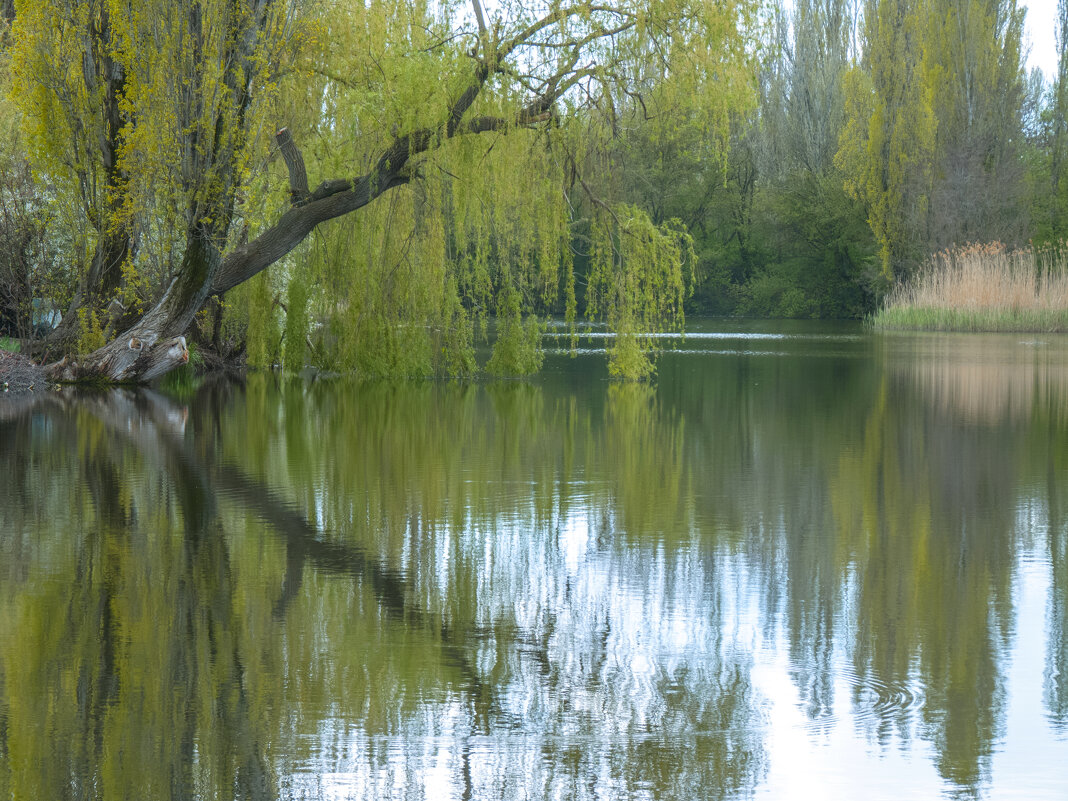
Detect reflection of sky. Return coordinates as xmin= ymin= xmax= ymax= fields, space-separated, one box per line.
xmin=300 ymin=506 xmax=765 ymax=799
xmin=749 ymin=527 xmax=1067 ymax=800
xmin=991 ymin=551 xmax=1068 ymax=800
xmin=294 ymin=521 xmax=1066 ymax=800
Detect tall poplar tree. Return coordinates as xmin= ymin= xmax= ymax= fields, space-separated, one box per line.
xmin=1052 ymin=0 xmax=1068 ymax=236
xmin=766 ymin=0 xmax=855 ymax=178
xmin=837 ymin=0 xmax=936 ymax=279
xmin=756 ymin=0 xmax=876 ymax=315
xmin=838 ymin=0 xmax=1028 ymax=279
xmin=926 ymin=0 xmax=1027 ymax=248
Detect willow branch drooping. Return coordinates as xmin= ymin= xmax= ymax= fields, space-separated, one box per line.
xmin=33 ymin=0 xmax=752 ymax=382
xmin=46 ymin=2 xmax=630 ymax=381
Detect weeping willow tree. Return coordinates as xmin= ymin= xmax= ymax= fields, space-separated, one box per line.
xmin=8 ymin=0 xmax=756 ymax=381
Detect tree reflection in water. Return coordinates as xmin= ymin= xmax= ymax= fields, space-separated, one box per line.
xmin=2 ymin=331 xmax=1067 ymax=800
xmin=0 ymin=379 xmax=766 ymax=800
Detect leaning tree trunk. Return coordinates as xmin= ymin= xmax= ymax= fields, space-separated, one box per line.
xmin=44 ymin=92 xmax=507 ymax=383
xmin=43 ymin=126 xmax=418 ymax=383
xmin=44 ymin=284 xmax=196 ymax=384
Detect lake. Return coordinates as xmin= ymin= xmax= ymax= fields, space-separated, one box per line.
xmin=1 ymin=320 xmax=1066 ymax=800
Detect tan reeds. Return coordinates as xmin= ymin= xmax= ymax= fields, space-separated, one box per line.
xmin=874 ymin=241 xmax=1068 ymax=331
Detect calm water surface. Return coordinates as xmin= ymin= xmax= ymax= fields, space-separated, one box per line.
xmin=1 ymin=321 xmax=1067 ymax=800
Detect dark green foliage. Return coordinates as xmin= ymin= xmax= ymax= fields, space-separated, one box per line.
xmin=667 ymin=150 xmax=881 ymax=319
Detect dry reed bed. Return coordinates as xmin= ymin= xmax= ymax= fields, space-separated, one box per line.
xmin=874 ymin=242 xmax=1068 ymax=331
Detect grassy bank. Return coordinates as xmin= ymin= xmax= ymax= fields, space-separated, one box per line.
xmin=872 ymin=242 xmax=1068 ymax=332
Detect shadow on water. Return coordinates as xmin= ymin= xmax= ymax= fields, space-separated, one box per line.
xmin=0 ymin=387 xmax=273 ymax=799
xmin=0 ymin=382 xmax=506 ymax=799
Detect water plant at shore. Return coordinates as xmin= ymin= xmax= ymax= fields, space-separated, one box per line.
xmin=872 ymin=242 xmax=1068 ymax=332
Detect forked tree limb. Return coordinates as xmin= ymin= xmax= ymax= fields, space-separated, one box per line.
xmin=276 ymin=127 xmax=309 ymax=205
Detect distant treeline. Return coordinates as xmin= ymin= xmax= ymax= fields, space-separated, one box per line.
xmin=631 ymin=0 xmax=1068 ymax=319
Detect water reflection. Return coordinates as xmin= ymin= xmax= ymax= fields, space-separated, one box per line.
xmin=878 ymin=335 xmax=1068 ymax=748
xmin=885 ymin=334 xmax=1068 ymax=425
xmin=1050 ymin=514 xmax=1068 ymax=733
xmin=0 ymin=327 xmax=1067 ymax=799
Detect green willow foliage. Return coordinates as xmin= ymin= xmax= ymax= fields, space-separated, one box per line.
xmin=4 ymin=0 xmax=757 ymax=379
xmin=262 ymin=125 xmax=577 ymax=378
xmin=222 ymin=0 xmax=757 ymax=380
xmin=587 ymin=206 xmax=694 ymax=379
xmin=9 ymin=0 xmax=294 ymax=319
xmin=245 ymin=271 xmax=280 ymax=370
xmin=282 ymin=266 xmax=308 ymax=372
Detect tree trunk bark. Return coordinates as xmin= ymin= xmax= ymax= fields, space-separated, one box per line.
xmin=43 ymin=120 xmax=433 ymax=383
xmin=45 ymin=331 xmax=191 ymax=383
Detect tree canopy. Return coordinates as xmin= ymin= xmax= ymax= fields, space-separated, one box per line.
xmin=0 ymin=0 xmax=758 ymax=380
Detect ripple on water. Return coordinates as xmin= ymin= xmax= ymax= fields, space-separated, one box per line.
xmin=792 ymin=666 xmax=925 ymax=735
